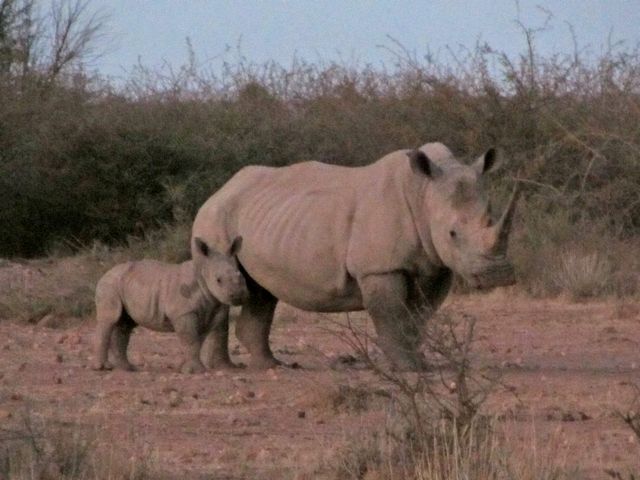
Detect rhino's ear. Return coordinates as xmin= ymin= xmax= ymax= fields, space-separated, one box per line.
xmin=473 ymin=148 xmax=497 ymax=175
xmin=408 ymin=149 xmax=438 ymax=178
xmin=228 ymin=235 xmax=243 ymax=256
xmin=194 ymin=237 xmax=210 ymax=257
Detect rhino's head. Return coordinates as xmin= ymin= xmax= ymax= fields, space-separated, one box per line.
xmin=192 ymin=236 xmax=249 ymax=305
xmin=408 ymin=145 xmax=519 ymax=289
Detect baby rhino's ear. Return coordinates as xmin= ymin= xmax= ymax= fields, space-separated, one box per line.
xmin=228 ymin=236 xmax=243 ymax=256
xmin=194 ymin=237 xmax=210 ymax=257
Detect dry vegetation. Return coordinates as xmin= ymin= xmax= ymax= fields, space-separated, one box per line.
xmin=1 ymin=1 xmax=639 ymax=479
xmin=0 ymin=0 xmax=639 ymax=300
xmin=0 ymin=410 xmax=158 ymax=479
xmin=0 ymin=296 xmax=639 ymax=479
xmin=308 ymin=309 xmax=566 ymax=480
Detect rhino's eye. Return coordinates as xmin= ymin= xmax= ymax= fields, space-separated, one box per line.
xmin=216 ymin=277 xmax=222 ymax=284
xmin=449 ymin=230 xmax=457 ymax=239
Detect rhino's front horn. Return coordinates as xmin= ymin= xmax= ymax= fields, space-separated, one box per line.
xmin=492 ymin=182 xmax=521 ymax=253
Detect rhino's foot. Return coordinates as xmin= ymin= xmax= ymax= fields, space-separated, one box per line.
xmin=181 ymin=360 xmax=206 ymax=374
xmin=216 ymin=361 xmax=247 ymax=371
xmin=203 ymin=353 xmax=246 ymax=370
xmin=91 ymin=360 xmax=114 ymax=371
xmin=248 ymin=357 xmax=303 ymax=370
xmin=248 ymin=356 xmax=283 ymax=371
xmin=112 ymin=360 xmax=137 ymax=372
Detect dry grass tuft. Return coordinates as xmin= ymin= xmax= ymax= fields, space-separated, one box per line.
xmin=0 ymin=411 xmax=158 ymax=480
xmin=556 ymin=250 xmax=612 ymax=299
xmin=0 ymin=222 xmax=191 ymax=324
xmin=310 ymin=415 xmax=572 ymax=480
xmin=309 ymin=305 xmax=585 ymax=480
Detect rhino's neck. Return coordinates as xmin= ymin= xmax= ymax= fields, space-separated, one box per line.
xmin=185 ymin=260 xmax=221 ymax=308
xmin=403 ymin=175 xmax=445 ymax=270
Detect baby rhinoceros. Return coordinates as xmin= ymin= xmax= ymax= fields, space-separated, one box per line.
xmin=93 ymin=236 xmax=248 ymax=374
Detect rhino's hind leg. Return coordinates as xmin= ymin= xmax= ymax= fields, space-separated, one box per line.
xmin=360 ymin=272 xmax=426 ymax=371
xmin=109 ymin=313 xmax=137 ymax=371
xmin=235 ymin=278 xmax=279 ymax=370
xmin=93 ymin=283 xmax=123 ymax=371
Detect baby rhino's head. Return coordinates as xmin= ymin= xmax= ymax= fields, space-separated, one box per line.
xmin=193 ymin=236 xmax=249 ymax=306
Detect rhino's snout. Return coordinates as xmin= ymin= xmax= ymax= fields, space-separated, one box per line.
xmin=229 ymin=290 xmax=250 ymax=306
xmin=228 ymin=275 xmax=250 ymax=305
xmin=471 ymin=261 xmax=516 ymax=290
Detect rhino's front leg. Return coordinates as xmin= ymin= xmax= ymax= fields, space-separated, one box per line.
xmin=201 ymin=306 xmax=241 ymax=370
xmin=359 ymin=272 xmax=426 ymax=371
xmin=235 ymin=282 xmax=280 ymax=370
xmin=109 ymin=319 xmax=136 ymax=371
xmin=174 ymin=314 xmax=206 ymax=374
xmin=93 ymin=283 xmax=123 ymax=371
xmin=93 ymin=321 xmax=114 ymax=371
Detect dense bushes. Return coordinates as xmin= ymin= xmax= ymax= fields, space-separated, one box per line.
xmin=1 ymin=2 xmax=639 ymax=298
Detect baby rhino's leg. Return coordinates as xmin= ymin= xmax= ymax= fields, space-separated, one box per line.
xmin=174 ymin=314 xmax=206 ymax=374
xmin=93 ymin=281 xmax=123 ymax=371
xmin=201 ymin=306 xmax=242 ymax=370
xmin=109 ymin=313 xmax=136 ymax=371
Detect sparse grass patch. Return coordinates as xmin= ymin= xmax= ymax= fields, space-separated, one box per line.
xmin=323 ymin=384 xmax=389 ymax=415
xmin=617 ymin=384 xmax=640 ymax=444
xmin=0 ymin=411 xmax=158 ymax=480
xmin=330 ymin=385 xmax=383 ymax=414
xmin=511 ymin=206 xmax=638 ymax=299
xmin=610 ymin=384 xmax=640 ymax=480
xmin=303 ymin=381 xmax=389 ymax=417
xmin=556 ymin=250 xmax=612 ymax=300
xmin=314 ymin=306 xmax=580 ymax=480
xmin=310 ymin=414 xmax=572 ymax=480
xmin=0 ymin=259 xmax=98 ymax=324
xmin=0 ymin=288 xmax=94 ymax=325
xmin=123 ymin=221 xmax=191 ymax=264
xmin=0 ymin=222 xmax=191 ymax=323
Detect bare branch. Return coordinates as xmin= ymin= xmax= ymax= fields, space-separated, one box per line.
xmin=46 ymin=0 xmax=108 ymax=81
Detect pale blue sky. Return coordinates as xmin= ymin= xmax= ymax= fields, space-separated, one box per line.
xmin=91 ymin=1 xmax=640 ymax=80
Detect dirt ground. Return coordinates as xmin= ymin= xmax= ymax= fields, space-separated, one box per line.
xmin=1 ymin=288 xmax=639 ymax=479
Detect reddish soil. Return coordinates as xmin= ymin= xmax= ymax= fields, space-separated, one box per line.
xmin=1 ymin=290 xmax=639 ymax=479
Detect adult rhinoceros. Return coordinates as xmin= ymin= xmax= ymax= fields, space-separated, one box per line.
xmin=191 ymin=142 xmax=519 ymax=370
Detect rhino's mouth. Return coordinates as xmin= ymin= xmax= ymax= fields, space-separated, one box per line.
xmin=229 ymin=291 xmax=250 ymax=305
xmin=469 ymin=262 xmax=516 ymax=290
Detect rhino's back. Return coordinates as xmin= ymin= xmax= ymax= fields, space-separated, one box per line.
xmin=117 ymin=260 xmax=189 ymax=331
xmin=194 ymin=161 xmax=370 ymax=311
xmin=194 ymin=153 xmax=423 ymax=312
